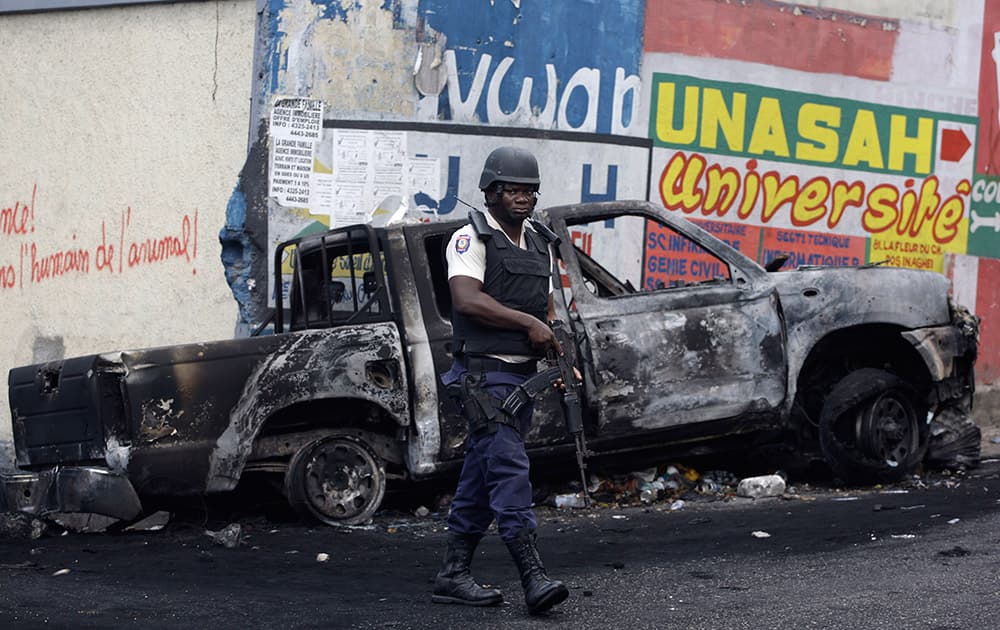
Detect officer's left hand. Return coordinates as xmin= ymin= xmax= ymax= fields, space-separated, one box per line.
xmin=554 ymin=366 xmax=583 ymax=391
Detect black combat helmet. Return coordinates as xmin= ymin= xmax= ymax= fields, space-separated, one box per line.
xmin=478 ymin=146 xmax=540 ymax=191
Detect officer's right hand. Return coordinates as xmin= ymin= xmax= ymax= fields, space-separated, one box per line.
xmin=527 ymin=319 xmax=561 ymax=356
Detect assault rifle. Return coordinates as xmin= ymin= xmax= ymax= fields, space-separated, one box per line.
xmin=500 ymin=322 xmax=592 ymax=507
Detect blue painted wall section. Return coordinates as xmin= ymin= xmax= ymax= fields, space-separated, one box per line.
xmin=418 ymin=0 xmax=645 ymax=133
xmin=227 ymin=0 xmax=648 ymax=331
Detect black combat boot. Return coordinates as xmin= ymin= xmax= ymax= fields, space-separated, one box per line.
xmin=432 ymin=533 xmax=503 ymax=606
xmin=505 ymin=529 xmax=569 ymax=614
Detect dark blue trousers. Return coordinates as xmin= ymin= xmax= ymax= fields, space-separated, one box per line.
xmin=441 ymin=361 xmax=537 ymax=542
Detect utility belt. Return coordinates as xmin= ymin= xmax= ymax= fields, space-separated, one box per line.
xmin=461 ymin=356 xmax=538 ymax=376
xmin=447 ymin=372 xmax=520 ymax=437
xmin=447 ymin=357 xmax=561 ymax=438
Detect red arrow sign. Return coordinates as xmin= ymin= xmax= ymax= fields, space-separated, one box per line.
xmin=940 ymin=128 xmax=971 ymax=162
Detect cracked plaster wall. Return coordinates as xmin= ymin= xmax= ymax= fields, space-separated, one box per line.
xmin=0 ymin=1 xmax=256 ymax=458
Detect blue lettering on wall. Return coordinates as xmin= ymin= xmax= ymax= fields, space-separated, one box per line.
xmin=414 ymin=155 xmax=461 ymax=215
xmin=418 ymin=0 xmax=644 ymax=135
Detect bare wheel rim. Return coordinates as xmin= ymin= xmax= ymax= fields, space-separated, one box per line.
xmin=301 ymin=439 xmax=380 ymax=522
xmin=855 ymin=392 xmax=916 ymax=468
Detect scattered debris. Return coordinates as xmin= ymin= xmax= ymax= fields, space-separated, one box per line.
xmin=555 ymin=493 xmax=587 ymax=509
xmin=890 ymin=534 xmax=916 ymax=539
xmin=414 ymin=506 xmax=430 ymax=517
xmin=737 ymin=475 xmax=786 ymax=499
xmin=316 ymin=553 xmax=330 ymax=562
xmin=751 ymin=531 xmax=771 ymax=538
xmin=48 ymin=512 xmax=119 ymax=533
xmin=52 ymin=568 xmax=70 ymax=576
xmin=205 ymin=523 xmax=243 ymax=549
xmin=926 ymin=405 xmax=982 ymax=470
xmin=125 ymin=511 xmax=171 ymax=532
xmin=947 ymin=518 xmax=961 ymax=525
xmin=0 ymin=512 xmax=47 ymax=540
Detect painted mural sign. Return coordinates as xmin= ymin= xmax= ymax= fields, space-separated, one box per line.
xmin=645 ymin=72 xmax=977 ymax=279
xmin=1 ymin=184 xmax=200 ymax=293
xmin=417 ymin=0 xmax=645 ymax=135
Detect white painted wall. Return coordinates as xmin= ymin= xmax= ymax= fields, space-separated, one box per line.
xmin=0 ymin=0 xmax=256 ymax=463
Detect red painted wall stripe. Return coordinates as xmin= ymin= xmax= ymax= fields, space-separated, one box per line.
xmin=977 ymin=258 xmax=1000 ymax=384
xmin=977 ymin=0 xmax=1000 ymax=175
xmin=643 ymin=0 xmax=899 ymax=81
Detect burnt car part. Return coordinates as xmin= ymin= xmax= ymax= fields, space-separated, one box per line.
xmin=0 ymin=467 xmax=141 ymax=521
xmin=819 ymin=368 xmax=927 ymax=483
xmin=283 ymin=434 xmax=386 ymax=526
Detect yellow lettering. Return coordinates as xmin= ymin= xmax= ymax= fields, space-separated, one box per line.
xmin=656 ymin=83 xmax=699 ymax=145
xmin=829 ymin=181 xmax=865 ymax=229
xmin=933 ymin=194 xmax=964 ymax=244
xmin=659 ymin=152 xmax=704 ymax=212
xmin=700 ymin=88 xmax=746 ymax=152
xmin=888 ymin=115 xmax=933 ymax=174
xmin=843 ymin=110 xmax=884 ymax=170
xmin=748 ymin=98 xmax=790 ymax=157
xmin=738 ymin=161 xmax=760 ymax=219
xmin=791 ymin=177 xmax=830 ymax=227
xmin=760 ymin=171 xmax=798 ymax=222
xmin=703 ymin=163 xmax=741 ymax=216
xmin=863 ymin=184 xmax=898 ymax=233
xmin=905 ymin=177 xmax=941 ymax=237
xmin=796 ymin=103 xmax=841 ymax=163
xmin=895 ymin=187 xmax=918 ymax=236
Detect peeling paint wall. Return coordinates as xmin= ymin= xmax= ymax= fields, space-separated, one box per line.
xmin=222 ymin=0 xmax=1000 ymax=402
xmin=0 ymin=1 xmax=257 ymax=462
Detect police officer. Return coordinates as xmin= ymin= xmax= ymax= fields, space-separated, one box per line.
xmin=431 ymin=147 xmax=570 ymax=615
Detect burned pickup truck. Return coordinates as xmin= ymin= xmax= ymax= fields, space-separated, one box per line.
xmin=2 ymin=200 xmax=980 ymax=525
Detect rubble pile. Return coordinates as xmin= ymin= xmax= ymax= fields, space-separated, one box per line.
xmin=552 ymin=464 xmax=754 ymax=510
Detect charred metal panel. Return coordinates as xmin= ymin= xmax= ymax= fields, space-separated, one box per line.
xmin=206 ymin=322 xmax=408 ymax=491
xmin=0 ymin=467 xmax=141 ymax=521
xmin=545 ymin=201 xmax=787 ymax=435
xmin=115 ymin=334 xmax=290 ymax=493
xmin=8 ymin=355 xmax=126 ymax=468
xmin=776 ymin=267 xmax=953 ymax=403
xmin=580 ymin=287 xmax=787 ymax=434
xmin=388 ymin=229 xmax=442 ymax=477
xmin=902 ymin=318 xmax=979 ymax=383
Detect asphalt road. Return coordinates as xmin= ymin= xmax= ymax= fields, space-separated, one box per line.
xmin=2 ymin=455 xmax=999 ymax=630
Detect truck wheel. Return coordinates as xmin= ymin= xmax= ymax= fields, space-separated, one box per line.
xmin=818 ymin=368 xmax=927 ymax=484
xmin=284 ymin=435 xmax=386 ymax=526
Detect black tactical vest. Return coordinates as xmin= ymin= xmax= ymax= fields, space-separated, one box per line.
xmin=451 ymin=219 xmax=551 ymax=358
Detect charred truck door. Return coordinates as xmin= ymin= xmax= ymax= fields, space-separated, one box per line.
xmin=550 ymin=202 xmax=787 ymax=439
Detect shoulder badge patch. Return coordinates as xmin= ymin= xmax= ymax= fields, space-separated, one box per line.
xmin=455 ymin=234 xmax=471 ymax=254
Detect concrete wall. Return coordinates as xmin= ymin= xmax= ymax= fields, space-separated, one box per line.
xmin=0 ymin=0 xmax=257 ymax=463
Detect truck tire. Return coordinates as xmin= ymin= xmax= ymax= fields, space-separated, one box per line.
xmin=284 ymin=435 xmax=386 ymax=526
xmin=818 ymin=368 xmax=928 ymax=484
